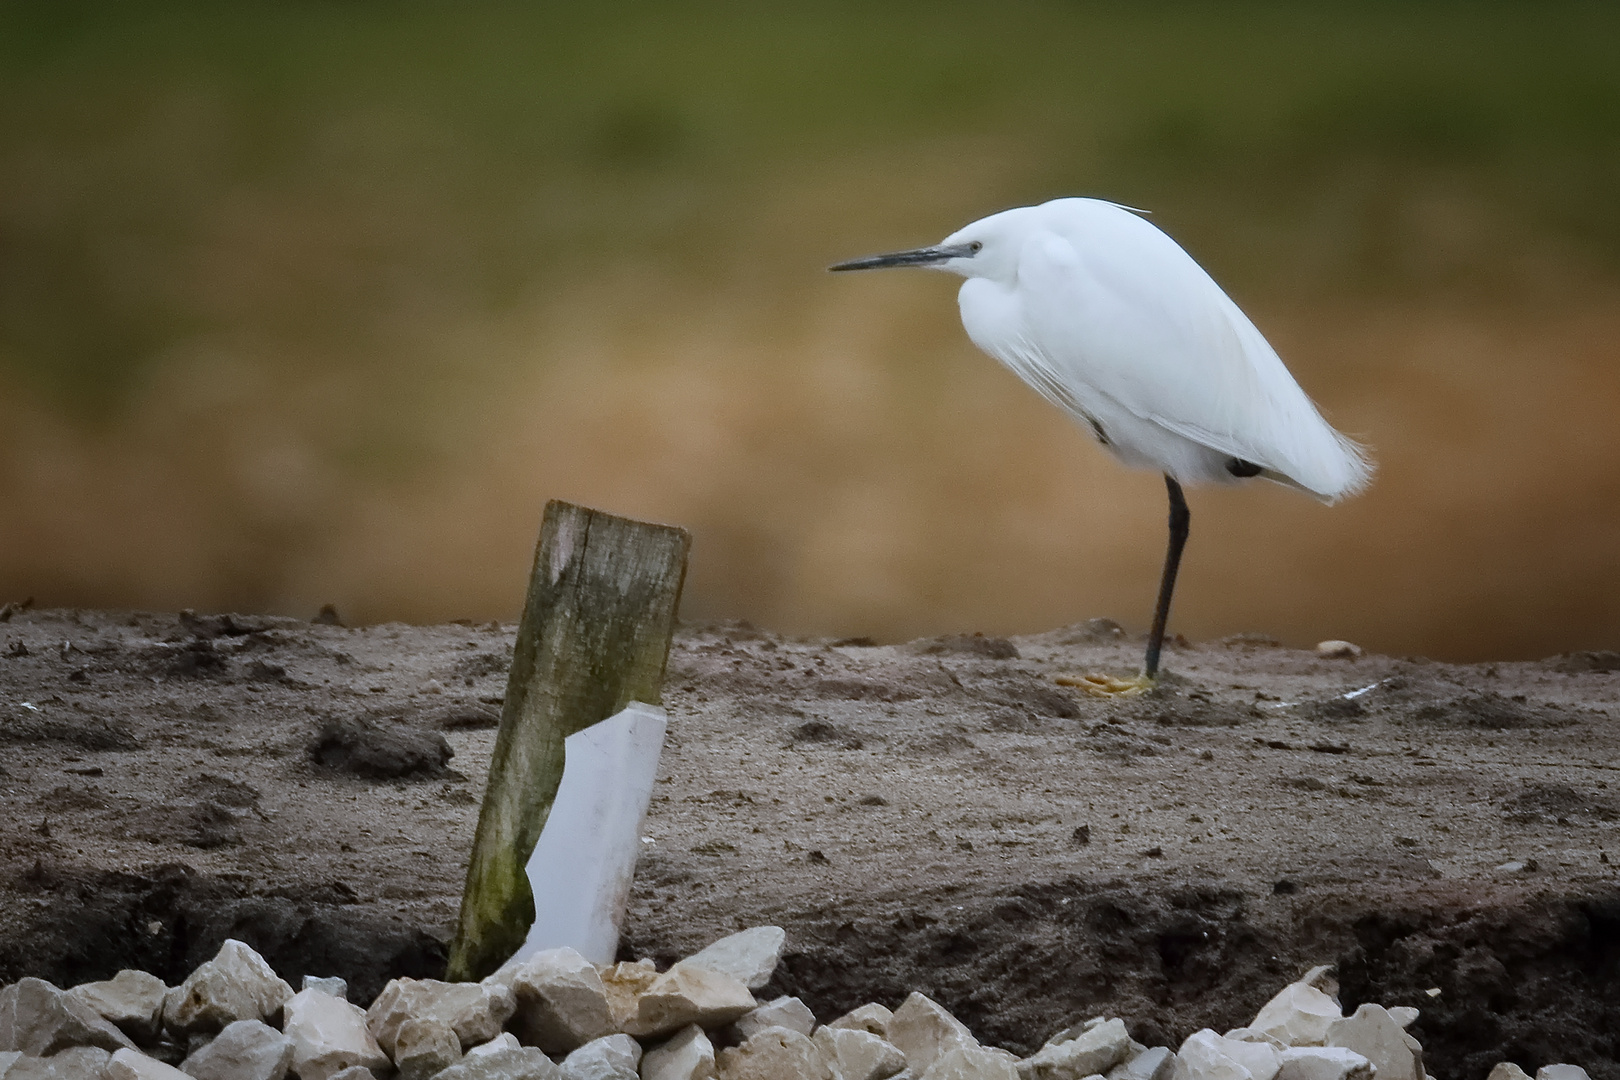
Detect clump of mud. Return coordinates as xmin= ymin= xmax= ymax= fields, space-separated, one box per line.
xmin=310 ymin=717 xmax=454 ymax=779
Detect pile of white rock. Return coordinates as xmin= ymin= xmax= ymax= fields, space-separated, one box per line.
xmin=0 ymin=928 xmax=1594 ymax=1080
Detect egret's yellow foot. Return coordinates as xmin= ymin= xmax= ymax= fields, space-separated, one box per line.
xmin=1055 ymin=672 xmax=1156 ymax=697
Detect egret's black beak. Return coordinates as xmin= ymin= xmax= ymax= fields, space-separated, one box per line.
xmin=829 ymin=243 xmax=978 ymax=272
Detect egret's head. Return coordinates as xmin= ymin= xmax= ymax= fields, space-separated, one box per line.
xmin=829 ymin=211 xmax=1023 ymax=280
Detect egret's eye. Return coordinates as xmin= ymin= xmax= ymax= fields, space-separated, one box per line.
xmin=969 ymin=241 xmax=983 ymax=253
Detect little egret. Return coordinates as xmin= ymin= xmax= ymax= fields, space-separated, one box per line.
xmin=831 ymin=197 xmax=1371 ymax=693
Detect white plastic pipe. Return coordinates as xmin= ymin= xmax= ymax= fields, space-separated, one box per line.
xmin=508 ymin=701 xmax=668 ymax=966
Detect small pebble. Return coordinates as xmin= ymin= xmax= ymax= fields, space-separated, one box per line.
xmin=1316 ymin=640 xmax=1363 ymax=659
xmin=1537 ymin=1066 xmax=1594 ymax=1080
xmin=1495 ymin=859 xmax=1539 ymax=874
xmin=302 ymin=975 xmax=348 ymax=999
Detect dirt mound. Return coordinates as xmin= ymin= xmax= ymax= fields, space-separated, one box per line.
xmin=1338 ymin=898 xmax=1620 ymax=1080
xmin=624 ymin=880 xmax=1620 ymax=1079
xmin=1 ymin=861 xmax=444 ymax=1005
xmin=2 ymin=609 xmax=1618 ymax=1079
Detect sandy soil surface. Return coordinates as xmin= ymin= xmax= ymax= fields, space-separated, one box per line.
xmin=1 ymin=608 xmax=1618 ymax=1079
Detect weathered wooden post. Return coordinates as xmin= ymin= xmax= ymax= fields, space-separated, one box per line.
xmin=447 ymin=500 xmax=690 ymax=982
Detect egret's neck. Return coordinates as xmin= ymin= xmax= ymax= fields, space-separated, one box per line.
xmin=956 ymin=276 xmax=1022 ymax=361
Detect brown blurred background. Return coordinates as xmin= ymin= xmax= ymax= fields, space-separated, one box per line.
xmin=1 ymin=2 xmax=1617 ymax=661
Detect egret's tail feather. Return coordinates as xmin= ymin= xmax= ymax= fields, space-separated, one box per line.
xmin=1274 ymin=429 xmax=1372 ymax=504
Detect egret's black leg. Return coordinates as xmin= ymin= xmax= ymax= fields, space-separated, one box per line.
xmin=1143 ymin=475 xmax=1190 ymax=679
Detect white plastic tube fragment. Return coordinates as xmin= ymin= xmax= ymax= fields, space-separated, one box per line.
xmin=508 ymin=701 xmax=668 ymax=967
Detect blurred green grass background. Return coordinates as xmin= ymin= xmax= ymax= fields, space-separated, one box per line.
xmin=2 ymin=2 xmax=1618 ymax=659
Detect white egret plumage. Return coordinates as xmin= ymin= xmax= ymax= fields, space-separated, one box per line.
xmin=831 ymin=197 xmax=1371 ymax=692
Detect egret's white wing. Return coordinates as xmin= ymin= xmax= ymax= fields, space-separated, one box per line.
xmin=977 ymin=200 xmax=1368 ymax=499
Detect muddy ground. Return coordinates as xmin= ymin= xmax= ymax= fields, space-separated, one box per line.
xmin=1 ymin=608 xmax=1618 ymax=1079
